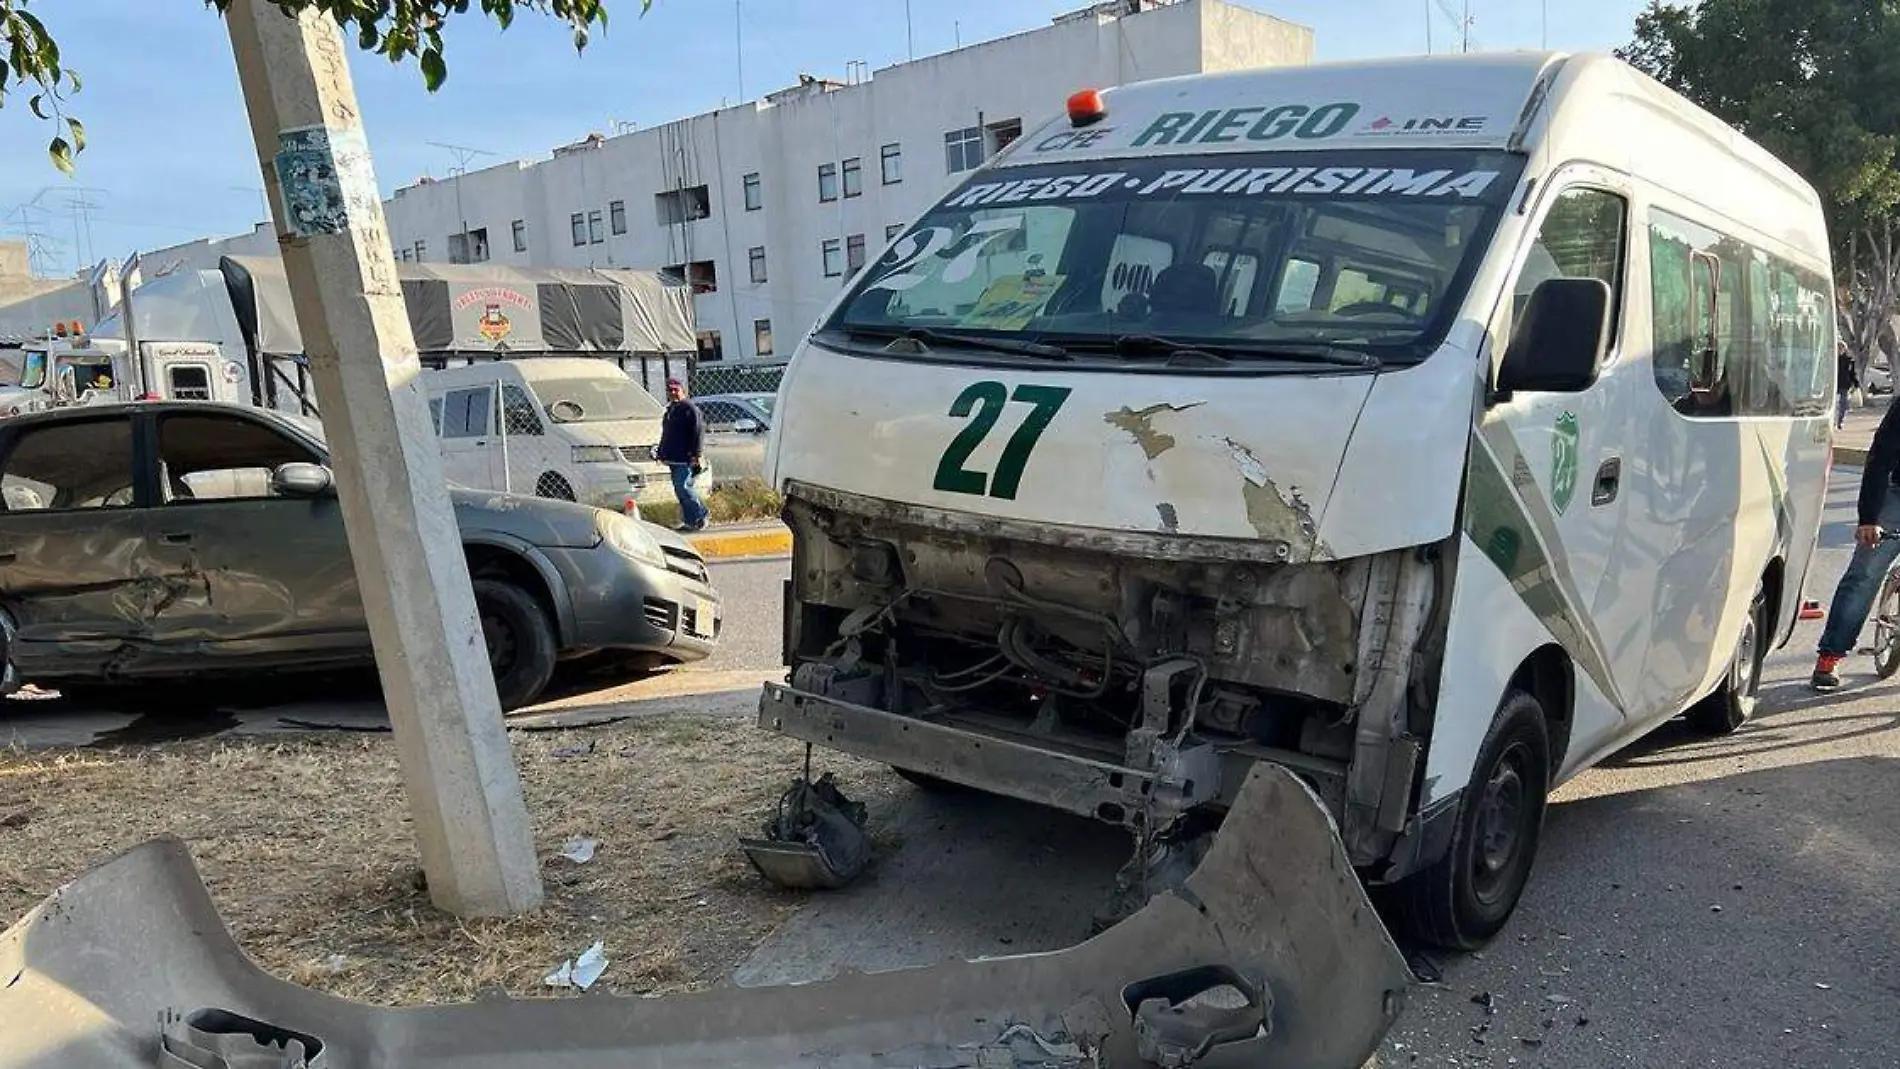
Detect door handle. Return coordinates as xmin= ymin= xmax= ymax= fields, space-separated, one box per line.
xmin=160 ymin=531 xmax=194 ymax=545
xmin=1591 ymin=457 xmax=1622 ymax=507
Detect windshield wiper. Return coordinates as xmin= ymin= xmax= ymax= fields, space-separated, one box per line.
xmin=842 ymin=325 xmax=1071 ymax=362
xmin=1112 ymin=334 xmax=1381 ymax=370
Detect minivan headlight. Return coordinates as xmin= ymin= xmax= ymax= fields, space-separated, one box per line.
xmin=597 ymin=510 xmax=665 ymax=567
xmin=572 ymin=444 xmax=620 ymax=464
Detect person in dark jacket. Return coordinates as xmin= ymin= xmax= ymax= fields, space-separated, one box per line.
xmin=1812 ymin=396 xmax=1900 ymax=690
xmin=656 ymin=378 xmax=708 ymax=532
xmin=1837 ymin=344 xmax=1859 ymax=430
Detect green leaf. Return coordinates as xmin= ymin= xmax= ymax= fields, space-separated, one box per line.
xmin=48 ymin=134 xmax=72 ymax=175
xmin=420 ymin=47 xmax=446 ymax=92
xmin=28 ymin=93 xmax=44 ymax=119
xmin=64 ymin=67 xmax=79 ymax=93
xmin=65 ymin=115 xmax=83 ymax=153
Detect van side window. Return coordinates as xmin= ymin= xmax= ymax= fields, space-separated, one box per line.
xmin=441 ymin=387 xmax=493 ymax=439
xmin=1649 ymin=208 xmax=1832 ymax=419
xmin=1509 ymin=187 xmax=1627 ymax=349
xmin=499 ymin=384 xmax=544 ymax=436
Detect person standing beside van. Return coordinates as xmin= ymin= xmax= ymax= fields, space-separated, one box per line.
xmin=1837 ymin=343 xmax=1859 ymax=430
xmin=658 ymin=378 xmax=709 ymax=532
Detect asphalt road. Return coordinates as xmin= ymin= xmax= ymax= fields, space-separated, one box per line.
xmin=731 ymin=471 xmax=1900 ymax=1068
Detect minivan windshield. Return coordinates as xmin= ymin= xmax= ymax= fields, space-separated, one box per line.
xmin=533 ymin=375 xmax=666 ymax=423
xmin=825 ymin=149 xmax=1525 ymax=367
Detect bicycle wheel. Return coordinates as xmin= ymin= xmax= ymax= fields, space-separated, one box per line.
xmin=1875 ymin=574 xmax=1900 ymax=680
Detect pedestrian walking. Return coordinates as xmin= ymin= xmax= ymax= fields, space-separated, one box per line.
xmin=1838 ymin=344 xmax=1859 ymax=431
xmin=657 ymin=378 xmax=708 ymax=532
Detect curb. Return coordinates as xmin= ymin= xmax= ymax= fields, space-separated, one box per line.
xmin=687 ymin=525 xmax=791 ymax=560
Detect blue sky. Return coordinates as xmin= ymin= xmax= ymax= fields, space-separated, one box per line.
xmin=0 ymin=0 xmax=1650 ymax=276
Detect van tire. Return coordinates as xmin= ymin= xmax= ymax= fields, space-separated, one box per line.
xmin=1383 ymin=690 xmax=1551 ymax=950
xmin=535 ymin=472 xmax=576 ymax=501
xmin=474 ymin=578 xmax=558 ymax=711
xmin=1685 ymin=582 xmax=1766 ymax=736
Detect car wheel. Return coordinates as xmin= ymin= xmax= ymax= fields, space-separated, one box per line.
xmin=1685 ymin=582 xmax=1766 ymax=736
xmin=535 ymin=472 xmax=576 ymax=501
xmin=474 ymin=579 xmax=558 ymax=711
xmin=1382 ymin=690 xmax=1551 ymax=950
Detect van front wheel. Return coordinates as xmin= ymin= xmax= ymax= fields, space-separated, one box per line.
xmin=1384 ymin=690 xmax=1551 ymax=951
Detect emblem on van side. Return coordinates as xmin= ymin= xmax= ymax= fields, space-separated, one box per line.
xmin=1551 ymin=411 xmax=1580 ymax=515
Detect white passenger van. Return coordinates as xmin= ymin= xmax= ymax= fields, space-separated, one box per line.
xmin=759 ymin=53 xmax=1834 ymax=947
xmin=424 ymin=359 xmax=677 ymax=510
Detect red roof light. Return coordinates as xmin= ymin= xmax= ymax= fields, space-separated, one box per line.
xmin=1067 ymin=89 xmax=1107 ymax=127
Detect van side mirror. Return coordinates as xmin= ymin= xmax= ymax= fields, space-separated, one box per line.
xmin=1495 ymin=278 xmax=1612 ymax=397
xmin=271 ymin=462 xmax=335 ymax=497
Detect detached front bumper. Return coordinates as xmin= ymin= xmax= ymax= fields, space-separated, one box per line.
xmin=0 ymin=765 xmax=1410 ymax=1069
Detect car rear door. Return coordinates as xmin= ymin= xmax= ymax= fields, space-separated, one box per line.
xmin=0 ymin=412 xmax=153 ymax=681
xmin=141 ymin=409 xmax=365 ymax=665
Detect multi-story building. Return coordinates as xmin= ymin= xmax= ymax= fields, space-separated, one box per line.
xmin=151 ymin=0 xmax=1312 ymax=364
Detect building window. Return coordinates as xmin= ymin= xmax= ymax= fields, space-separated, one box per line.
xmin=822 ymin=238 xmax=843 ymax=277
xmin=664 ymin=260 xmax=718 ymax=294
xmin=846 ymin=233 xmax=867 ymax=275
xmin=885 ymin=223 xmax=905 ymax=243
xmin=754 ymin=318 xmax=774 ymax=358
xmin=587 ymin=210 xmax=604 ymax=244
xmin=570 ymin=213 xmax=586 ymax=247
xmin=698 ymin=330 xmax=724 ymax=363
xmin=448 ymin=228 xmax=489 ymax=264
xmin=399 ymin=248 xmax=412 ymax=262
xmin=748 ymin=246 xmax=767 ymax=284
xmin=413 ymin=239 xmax=427 ymax=261
xmin=610 ymin=199 xmax=627 ymax=235
xmin=818 ymin=163 xmax=839 ymax=203
xmin=655 ymin=185 xmax=712 ymax=225
xmin=880 ymin=143 xmax=902 ymax=185
xmin=743 ymin=172 xmax=762 ymax=211
xmin=842 ymin=157 xmax=863 ymax=198
xmin=511 ymin=219 xmax=526 ymax=253
xmin=985 ymin=118 xmax=1024 ymax=156
xmin=945 ymin=127 xmax=983 ymax=173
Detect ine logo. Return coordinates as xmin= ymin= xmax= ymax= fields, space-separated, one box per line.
xmin=1363 ymin=115 xmax=1489 ymax=135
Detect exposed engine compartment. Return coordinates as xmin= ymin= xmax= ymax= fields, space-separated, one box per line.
xmin=770 ymin=482 xmax=1449 ymax=879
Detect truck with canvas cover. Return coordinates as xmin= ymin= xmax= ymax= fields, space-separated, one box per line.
xmin=758 ymin=51 xmax=1833 ymax=950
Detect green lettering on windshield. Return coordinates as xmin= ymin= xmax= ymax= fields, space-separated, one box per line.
xmin=933 ymin=381 xmax=1073 ymax=500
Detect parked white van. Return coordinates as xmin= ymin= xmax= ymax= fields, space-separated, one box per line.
xmin=424 ymin=359 xmax=677 ymax=509
xmin=760 ymin=53 xmax=1834 ymax=947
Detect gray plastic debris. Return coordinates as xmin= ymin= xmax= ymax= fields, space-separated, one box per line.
xmin=559 ymin=838 xmax=598 ymax=864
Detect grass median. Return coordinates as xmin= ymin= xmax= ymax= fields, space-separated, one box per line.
xmin=0 ymin=714 xmax=902 ymax=1006
xmin=640 ymin=479 xmax=782 ymax=530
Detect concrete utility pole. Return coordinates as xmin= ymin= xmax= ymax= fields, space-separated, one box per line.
xmin=224 ymin=0 xmax=543 ymax=916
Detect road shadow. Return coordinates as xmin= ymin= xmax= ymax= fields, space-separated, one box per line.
xmin=1597 ymin=687 xmax=1900 ymax=771
xmin=1393 ymin=755 xmax=1900 ymax=1067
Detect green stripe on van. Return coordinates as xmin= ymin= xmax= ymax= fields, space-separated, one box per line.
xmin=1463 ymin=426 xmax=1625 ymax=712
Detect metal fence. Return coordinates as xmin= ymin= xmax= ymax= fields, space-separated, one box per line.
xmin=690 ymin=359 xmax=789 ymax=399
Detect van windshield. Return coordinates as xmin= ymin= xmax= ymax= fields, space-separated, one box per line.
xmin=825 ymin=149 xmax=1525 ymax=367
xmin=533 ymin=375 xmax=665 ymax=423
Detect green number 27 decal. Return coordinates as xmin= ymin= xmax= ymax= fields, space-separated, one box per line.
xmin=932 ymin=381 xmax=1072 ymax=500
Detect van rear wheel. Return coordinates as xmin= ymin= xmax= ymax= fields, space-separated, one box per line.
xmin=1383 ymin=690 xmax=1551 ymax=951
xmin=1685 ymin=582 xmax=1766 ymax=736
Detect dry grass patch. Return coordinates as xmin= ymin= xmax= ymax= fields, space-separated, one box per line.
xmin=0 ymin=716 xmax=899 ymax=1006
xmin=641 ymin=479 xmax=782 ymax=529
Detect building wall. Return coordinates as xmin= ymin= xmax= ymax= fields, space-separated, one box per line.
xmin=159 ymin=0 xmax=1313 ymax=363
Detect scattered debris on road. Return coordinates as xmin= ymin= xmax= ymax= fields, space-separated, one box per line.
xmin=544 ymin=940 xmax=610 ymax=991
xmin=740 ymin=771 xmax=872 ymax=890
xmin=558 ymin=838 xmax=598 ymax=865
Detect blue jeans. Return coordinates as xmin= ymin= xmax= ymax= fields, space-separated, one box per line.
xmin=1837 ymin=390 xmax=1850 ymax=429
xmin=1819 ymin=488 xmax=1900 ymax=656
xmin=669 ymin=463 xmax=708 ymax=528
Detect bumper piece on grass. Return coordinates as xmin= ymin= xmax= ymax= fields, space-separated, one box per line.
xmin=0 ymin=765 xmax=1410 ymax=1069
xmin=739 ymin=773 xmax=872 ymax=890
